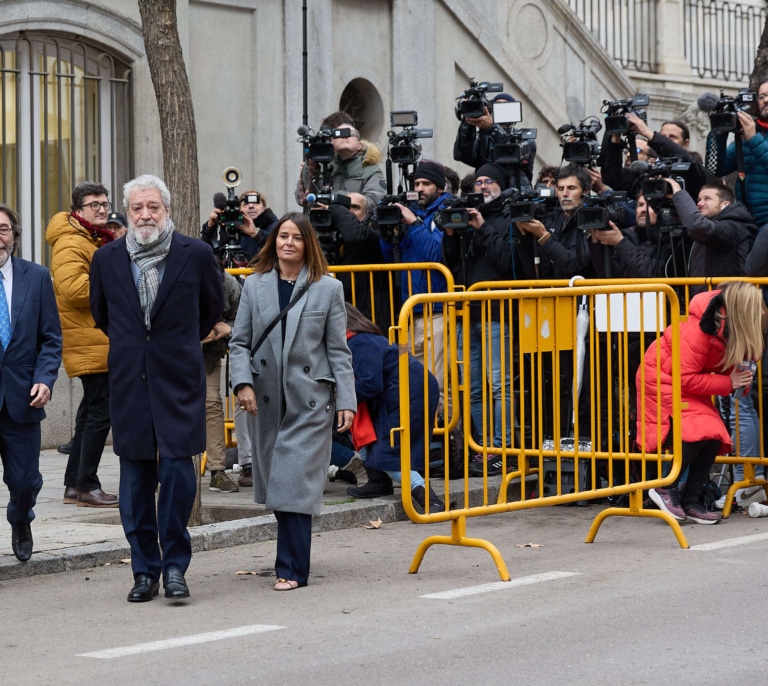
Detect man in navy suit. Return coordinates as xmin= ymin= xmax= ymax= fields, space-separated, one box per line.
xmin=90 ymin=175 xmax=223 ymax=603
xmin=0 ymin=203 xmax=62 ymax=562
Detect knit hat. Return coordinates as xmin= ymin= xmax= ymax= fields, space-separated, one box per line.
xmin=475 ymin=163 xmax=508 ymax=188
xmin=413 ymin=160 xmax=446 ymax=189
xmin=492 ymin=93 xmax=515 ymax=104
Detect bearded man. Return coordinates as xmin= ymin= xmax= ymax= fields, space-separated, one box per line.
xmin=90 ymin=174 xmax=223 ymax=603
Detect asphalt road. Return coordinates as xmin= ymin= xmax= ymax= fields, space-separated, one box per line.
xmin=2 ymin=505 xmax=767 ymax=685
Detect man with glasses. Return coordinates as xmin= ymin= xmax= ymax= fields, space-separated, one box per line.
xmin=714 ymin=79 xmax=768 ymax=227
xmin=45 ymin=182 xmax=119 ymax=508
xmin=0 ymin=203 xmax=62 ymax=562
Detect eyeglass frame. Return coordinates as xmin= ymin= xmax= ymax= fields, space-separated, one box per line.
xmin=0 ymin=226 xmax=12 ymax=236
xmin=82 ymin=201 xmax=112 ymax=212
xmin=474 ymin=178 xmax=499 ymax=187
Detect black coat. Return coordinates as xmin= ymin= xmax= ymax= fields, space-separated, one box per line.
xmin=90 ymin=232 xmax=224 ymax=460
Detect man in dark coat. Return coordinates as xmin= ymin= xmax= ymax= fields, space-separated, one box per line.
xmin=0 ymin=203 xmax=62 ymax=562
xmin=90 ymin=174 xmax=223 ymax=603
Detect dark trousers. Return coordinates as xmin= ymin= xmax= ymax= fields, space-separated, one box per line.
xmin=673 ymin=439 xmax=720 ymax=506
xmin=119 ymin=455 xmax=196 ymax=581
xmin=274 ymin=511 xmax=312 ymax=586
xmin=64 ymin=372 xmax=111 ymax=491
xmin=0 ymin=403 xmax=42 ymax=527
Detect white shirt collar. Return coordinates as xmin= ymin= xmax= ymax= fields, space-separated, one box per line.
xmin=0 ymin=256 xmax=12 ymax=283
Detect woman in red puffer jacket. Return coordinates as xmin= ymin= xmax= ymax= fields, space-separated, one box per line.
xmin=637 ymin=281 xmax=767 ymax=524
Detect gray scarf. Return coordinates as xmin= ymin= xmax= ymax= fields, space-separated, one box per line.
xmin=126 ymin=220 xmax=175 ymax=329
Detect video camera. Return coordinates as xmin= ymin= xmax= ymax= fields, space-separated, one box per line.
xmin=503 ymin=187 xmax=558 ymax=223
xmin=601 ymin=94 xmax=650 ymax=135
xmin=434 ymin=193 xmax=484 ymax=232
xmin=297 ymin=125 xmax=337 ymax=164
xmin=454 ymin=78 xmax=504 ymax=120
xmin=576 ymin=192 xmax=628 ymax=232
xmin=305 ymin=191 xmax=351 ymax=229
xmin=386 ymin=111 xmax=433 ymax=165
xmin=709 ymin=88 xmax=757 ymax=133
xmin=486 ymin=101 xmax=537 ymax=165
xmin=372 ymin=191 xmax=420 ymax=234
xmin=559 ymin=117 xmax=602 ymax=165
xmin=638 ymin=157 xmax=691 ymax=199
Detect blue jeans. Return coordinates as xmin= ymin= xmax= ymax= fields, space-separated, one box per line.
xmin=724 ymin=391 xmax=764 ymax=482
xmin=458 ymin=319 xmax=512 ymax=449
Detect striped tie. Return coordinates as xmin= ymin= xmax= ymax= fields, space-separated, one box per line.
xmin=0 ymin=275 xmax=11 ymax=349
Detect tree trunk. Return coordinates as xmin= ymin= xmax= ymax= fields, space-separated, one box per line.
xmin=137 ymin=0 xmax=200 ymax=237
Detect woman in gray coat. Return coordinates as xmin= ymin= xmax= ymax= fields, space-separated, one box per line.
xmin=229 ymin=212 xmax=356 ymax=591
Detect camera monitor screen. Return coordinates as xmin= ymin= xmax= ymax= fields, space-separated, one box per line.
xmin=493 ymin=101 xmax=522 ymax=125
xmin=390 ymin=110 xmax=418 ymax=127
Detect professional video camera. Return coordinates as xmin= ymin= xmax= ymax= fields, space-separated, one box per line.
xmin=297 ymin=124 xmax=351 ymax=164
xmin=304 ymin=191 xmax=351 ymax=264
xmin=656 ymin=197 xmax=685 ymax=234
xmin=386 ymin=111 xmax=433 ymax=165
xmin=372 ymin=191 xmax=419 ymax=234
xmin=601 ymin=94 xmax=650 ymax=135
xmin=559 ymin=117 xmax=602 ymax=165
xmin=434 ymin=193 xmax=484 ymax=232
xmin=637 ymin=157 xmax=691 ymax=199
xmin=503 ymin=187 xmax=558 ymax=223
xmin=208 ymin=167 xmax=249 ymax=267
xmin=576 ymin=192 xmax=628 ymax=231
xmin=482 ymin=100 xmax=537 ymax=166
xmin=708 ymin=88 xmax=757 ymax=133
xmin=454 ymin=78 xmax=504 ymax=120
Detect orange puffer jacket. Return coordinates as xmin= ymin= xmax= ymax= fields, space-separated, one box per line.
xmin=45 ymin=212 xmax=109 ymax=377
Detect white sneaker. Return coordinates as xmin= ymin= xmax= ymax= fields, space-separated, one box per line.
xmin=736 ymin=486 xmax=766 ymax=509
xmin=748 ymin=502 xmax=768 ymax=518
xmin=714 ymin=495 xmax=727 ymax=510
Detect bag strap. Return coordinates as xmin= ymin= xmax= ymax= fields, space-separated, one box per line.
xmin=251 ymin=283 xmax=309 ymax=354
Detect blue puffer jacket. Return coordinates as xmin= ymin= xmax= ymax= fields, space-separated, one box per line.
xmin=714 ymin=127 xmax=768 ymax=227
xmin=380 ymin=192 xmax=453 ymax=310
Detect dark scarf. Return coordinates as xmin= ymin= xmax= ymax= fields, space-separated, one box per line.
xmin=71 ymin=212 xmax=114 ymax=245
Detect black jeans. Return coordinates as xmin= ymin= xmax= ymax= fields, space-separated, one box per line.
xmin=64 ymin=372 xmax=111 ymax=491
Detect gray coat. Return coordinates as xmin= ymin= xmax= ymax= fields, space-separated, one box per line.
xmin=229 ymin=267 xmax=356 ymax=514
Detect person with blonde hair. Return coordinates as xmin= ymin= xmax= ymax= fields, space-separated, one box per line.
xmin=637 ymin=281 xmax=767 ymax=524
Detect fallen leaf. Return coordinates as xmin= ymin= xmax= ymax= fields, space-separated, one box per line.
xmin=515 ymin=542 xmax=544 ymax=548
xmin=361 ymin=518 xmax=382 ymax=529
xmin=119 ymin=558 xmax=131 ymax=564
xmin=235 ymin=570 xmax=259 ymax=575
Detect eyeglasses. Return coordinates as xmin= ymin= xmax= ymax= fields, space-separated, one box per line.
xmin=474 ymin=178 xmax=498 ymax=187
xmin=82 ymin=201 xmax=111 ymax=212
xmin=0 ymin=226 xmax=12 ymax=236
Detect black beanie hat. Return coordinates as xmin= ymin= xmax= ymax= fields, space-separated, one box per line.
xmin=475 ymin=163 xmax=508 ymax=189
xmin=413 ymin=160 xmax=446 ymax=189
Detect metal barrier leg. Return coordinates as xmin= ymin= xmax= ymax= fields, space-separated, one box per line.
xmin=408 ymin=515 xmax=511 ymax=581
xmin=722 ymin=465 xmax=768 ymax=518
xmin=585 ymin=490 xmax=690 ymax=549
xmin=497 ymin=467 xmax=539 ymax=504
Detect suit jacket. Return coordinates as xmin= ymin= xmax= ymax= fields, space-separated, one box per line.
xmin=89 ymin=232 xmax=223 ymax=460
xmin=229 ymin=267 xmax=355 ymax=514
xmin=0 ymin=257 xmax=62 ymax=423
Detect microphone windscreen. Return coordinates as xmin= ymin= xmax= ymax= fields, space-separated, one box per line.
xmin=305 ymin=193 xmax=317 ymax=204
xmin=697 ymin=92 xmax=719 ymax=113
xmin=213 ymin=192 xmax=227 ymax=210
xmin=557 ymin=123 xmax=573 ymax=136
xmin=630 ymin=160 xmax=650 ymax=174
xmin=297 ymin=125 xmax=311 ymax=137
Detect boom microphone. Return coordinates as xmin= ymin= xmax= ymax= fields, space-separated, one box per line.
xmin=697 ymin=92 xmax=719 ymax=113
xmin=630 ymin=160 xmax=650 ymax=174
xmin=499 ymin=187 xmax=518 ymax=201
xmin=557 ymin=123 xmax=574 ymax=136
xmin=213 ymin=192 xmax=227 ymax=210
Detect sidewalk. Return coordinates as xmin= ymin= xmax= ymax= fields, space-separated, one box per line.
xmin=0 ymin=446 xmax=500 ymax=580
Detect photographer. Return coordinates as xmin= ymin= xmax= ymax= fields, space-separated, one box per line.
xmin=201 ymin=189 xmax=277 ymax=264
xmin=453 ymin=93 xmax=535 ymax=191
xmin=668 ymin=178 xmax=756 ymax=288
xmin=514 ymin=163 xmax=594 ymax=280
xmin=599 ymin=114 xmax=706 ymax=201
xmin=324 ymin=192 xmax=393 ymax=328
xmin=713 ymin=79 xmax=768 ymax=226
xmin=296 ymin=112 xmax=386 ymax=211
xmin=380 ymin=160 xmax=453 ymax=406
xmin=442 ymin=163 xmax=515 ymax=472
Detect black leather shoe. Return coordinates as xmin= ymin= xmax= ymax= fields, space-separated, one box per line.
xmin=11 ymin=523 xmax=33 ymax=562
xmin=127 ymin=574 xmax=159 ymax=603
xmin=164 ymin=568 xmax=190 ymax=599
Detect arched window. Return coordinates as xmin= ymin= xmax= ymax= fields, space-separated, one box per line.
xmin=0 ymin=34 xmax=132 ymax=264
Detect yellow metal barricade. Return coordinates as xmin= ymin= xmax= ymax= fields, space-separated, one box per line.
xmin=398 ymin=283 xmax=685 ymax=581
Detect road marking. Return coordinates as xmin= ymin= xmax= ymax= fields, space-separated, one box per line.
xmin=77 ymin=624 xmax=285 ymax=659
xmin=688 ymin=532 xmax=768 ymax=551
xmin=419 ymin=571 xmax=581 ymax=600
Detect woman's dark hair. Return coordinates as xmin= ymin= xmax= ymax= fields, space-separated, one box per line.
xmin=345 ymin=302 xmax=383 ymax=336
xmin=249 ymin=212 xmax=328 ymax=283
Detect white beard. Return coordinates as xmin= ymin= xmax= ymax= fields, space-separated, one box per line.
xmin=129 ymin=217 xmax=167 ymax=245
